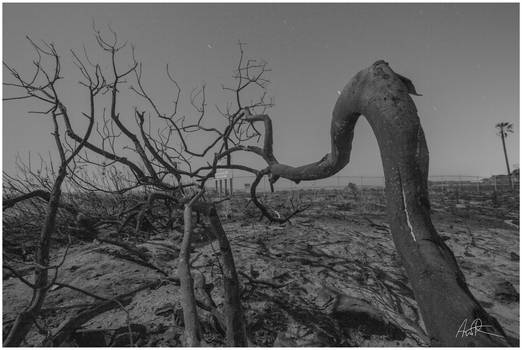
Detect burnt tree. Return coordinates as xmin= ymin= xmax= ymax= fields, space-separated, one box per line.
xmin=3 ymin=39 xmax=98 ymax=346
xmin=246 ymin=60 xmax=511 ymax=346
xmin=4 ymin=29 xmax=258 ymax=347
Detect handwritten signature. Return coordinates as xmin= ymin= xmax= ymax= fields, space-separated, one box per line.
xmin=455 ymin=318 xmax=503 ymax=338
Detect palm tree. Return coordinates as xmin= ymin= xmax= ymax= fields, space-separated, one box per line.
xmin=495 ymin=122 xmax=514 ymax=188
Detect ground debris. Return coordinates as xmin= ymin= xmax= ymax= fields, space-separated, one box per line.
xmin=3 ymin=189 xmax=519 ymax=346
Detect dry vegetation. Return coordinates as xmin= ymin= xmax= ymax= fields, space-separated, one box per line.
xmin=3 ymin=26 xmax=518 ymax=347
xmin=3 ymin=187 xmax=519 ymax=346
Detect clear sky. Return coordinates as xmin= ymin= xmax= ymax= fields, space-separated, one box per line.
xmin=3 ymin=3 xmax=519 ymax=179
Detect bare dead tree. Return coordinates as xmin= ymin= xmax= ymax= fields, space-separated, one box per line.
xmin=8 ymin=28 xmax=481 ymax=348
xmin=242 ymin=61 xmax=511 ymax=346
xmin=4 ymin=28 xmax=274 ymax=346
xmin=3 ymin=37 xmax=100 ymax=346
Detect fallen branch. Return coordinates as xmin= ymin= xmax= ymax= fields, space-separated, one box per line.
xmin=3 ymin=189 xmax=78 ymax=215
xmin=364 ymin=217 xmax=390 ymax=231
xmin=3 ymin=190 xmax=50 ymax=210
xmin=42 ymin=279 xmax=162 ymax=346
xmin=97 ymin=238 xmax=151 ymax=263
xmin=96 ymin=245 xmax=168 ymax=276
xmin=239 ymin=271 xmax=290 ymax=289
xmin=2 ymin=265 xmax=36 ymax=289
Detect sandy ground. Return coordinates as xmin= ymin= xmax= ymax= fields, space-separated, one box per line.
xmin=3 ymin=191 xmax=519 ymax=346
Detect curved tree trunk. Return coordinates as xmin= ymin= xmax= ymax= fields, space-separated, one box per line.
xmin=267 ymin=61 xmax=511 ymax=346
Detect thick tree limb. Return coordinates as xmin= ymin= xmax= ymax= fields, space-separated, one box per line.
xmin=3 ymin=190 xmax=77 ymax=215
xmin=205 ymin=204 xmax=248 ymax=346
xmin=247 ymin=60 xmax=511 ymax=346
xmin=178 ymin=190 xmax=205 ymax=346
xmin=3 ymin=190 xmax=50 ymax=210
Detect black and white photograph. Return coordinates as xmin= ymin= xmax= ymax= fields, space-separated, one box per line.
xmin=2 ymin=2 xmax=520 ymax=347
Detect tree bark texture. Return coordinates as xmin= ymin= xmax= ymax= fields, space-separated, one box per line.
xmin=264 ymin=61 xmax=511 ymax=346
xmin=178 ymin=204 xmax=201 ymax=347
xmin=206 ymin=205 xmax=248 ymax=346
